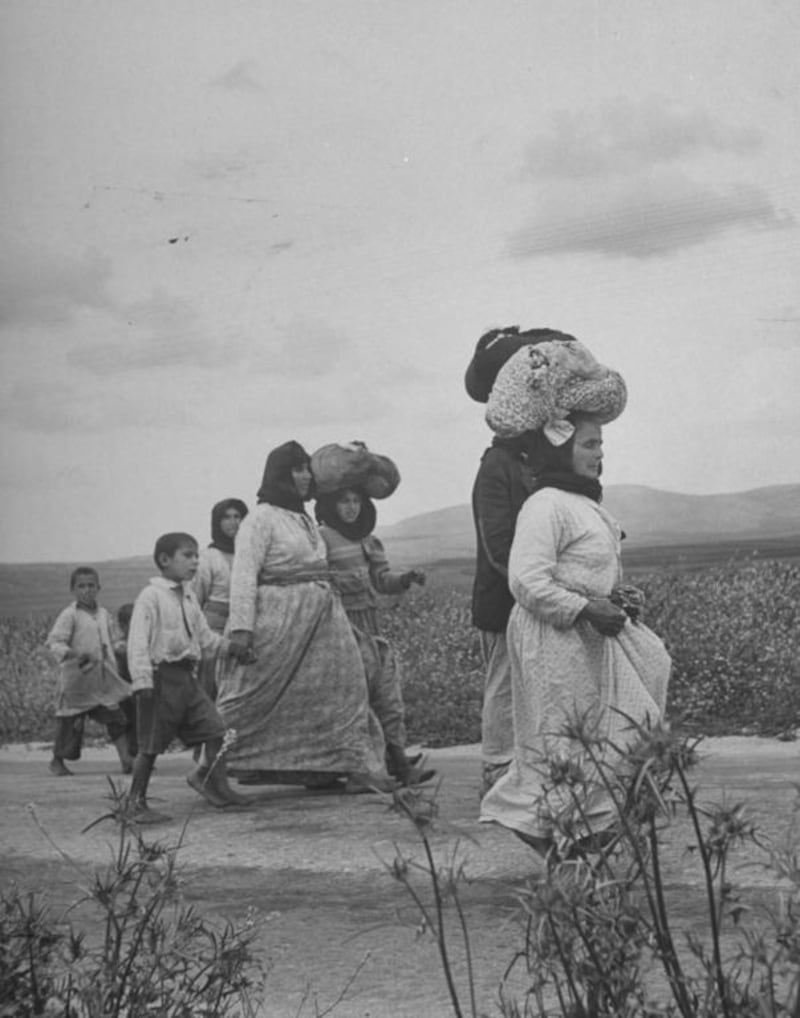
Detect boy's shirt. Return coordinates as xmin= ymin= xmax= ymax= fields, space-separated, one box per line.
xmin=127 ymin=577 xmax=227 ymax=692
xmin=46 ymin=603 xmax=132 ymax=715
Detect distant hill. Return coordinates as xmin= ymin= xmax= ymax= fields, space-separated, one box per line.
xmin=377 ymin=483 xmax=800 ymax=564
xmin=1 ymin=484 xmax=797 ymax=618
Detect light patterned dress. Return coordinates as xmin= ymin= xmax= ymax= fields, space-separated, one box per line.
xmin=480 ymin=487 xmax=671 ymax=840
xmin=216 ymin=503 xmax=379 ymax=777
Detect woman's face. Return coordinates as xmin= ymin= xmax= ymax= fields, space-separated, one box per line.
xmin=291 ymin=463 xmax=313 ymax=498
xmin=571 ymin=420 xmax=603 ymax=479
xmin=219 ymin=507 xmax=242 ymax=539
xmin=335 ymin=490 xmax=362 ymax=525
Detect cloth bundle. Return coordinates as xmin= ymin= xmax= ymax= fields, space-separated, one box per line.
xmin=310 ymin=441 xmax=400 ymax=498
xmin=485 ymin=339 xmax=627 ymax=438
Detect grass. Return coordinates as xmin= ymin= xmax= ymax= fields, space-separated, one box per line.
xmin=1 ymin=557 xmax=799 ymax=747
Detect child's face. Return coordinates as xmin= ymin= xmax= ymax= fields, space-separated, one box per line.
xmin=335 ymin=490 xmax=362 ymax=525
xmin=72 ymin=575 xmax=99 ymax=609
xmin=219 ymin=507 xmax=242 ymax=539
xmin=159 ymin=543 xmax=199 ymax=584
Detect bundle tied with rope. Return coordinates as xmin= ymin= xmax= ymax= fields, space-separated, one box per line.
xmin=310 ymin=441 xmax=401 ymax=499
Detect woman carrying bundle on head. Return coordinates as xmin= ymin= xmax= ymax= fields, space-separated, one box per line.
xmin=312 ymin=442 xmax=435 ymax=787
xmin=478 ymin=339 xmax=671 ymax=861
xmin=215 ymin=440 xmax=394 ymax=793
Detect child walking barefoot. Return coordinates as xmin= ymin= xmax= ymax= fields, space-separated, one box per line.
xmin=46 ymin=568 xmax=135 ymax=776
xmin=126 ymin=532 xmax=251 ymax=824
xmin=315 ymin=488 xmax=435 ymax=787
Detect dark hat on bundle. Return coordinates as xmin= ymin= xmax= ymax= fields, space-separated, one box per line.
xmin=310 ymin=441 xmax=400 ymax=499
xmin=464 ymin=325 xmax=576 ymax=403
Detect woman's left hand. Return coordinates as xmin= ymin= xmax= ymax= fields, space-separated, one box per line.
xmin=578 ymin=598 xmax=627 ymax=636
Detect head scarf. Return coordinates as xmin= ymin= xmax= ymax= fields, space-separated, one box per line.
xmin=256 ymin=441 xmax=313 ymax=513
xmin=209 ymin=498 xmax=249 ymax=554
xmin=314 ymin=489 xmax=377 ymax=541
xmin=528 ymin=415 xmax=603 ymax=503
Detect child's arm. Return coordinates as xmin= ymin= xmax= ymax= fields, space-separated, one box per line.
xmin=126 ymin=593 xmax=156 ymax=693
xmin=364 ymin=536 xmax=426 ymax=595
xmin=185 ymin=591 xmax=228 ymax=660
xmin=46 ymin=607 xmax=76 ymax=663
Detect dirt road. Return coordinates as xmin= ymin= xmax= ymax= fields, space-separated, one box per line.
xmin=2 ymin=738 xmax=799 ymax=1017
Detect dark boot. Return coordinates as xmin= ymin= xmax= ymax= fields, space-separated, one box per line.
xmin=385 ymin=744 xmax=436 ymax=787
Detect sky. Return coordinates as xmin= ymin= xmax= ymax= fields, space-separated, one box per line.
xmin=1 ymin=0 xmax=798 ymax=563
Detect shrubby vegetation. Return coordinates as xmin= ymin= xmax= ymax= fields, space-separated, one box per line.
xmin=1 ymin=557 xmax=798 ymax=746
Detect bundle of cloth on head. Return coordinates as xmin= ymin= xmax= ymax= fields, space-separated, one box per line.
xmin=483 ymin=336 xmax=627 ymax=443
xmin=310 ymin=441 xmax=400 ymax=499
xmin=464 ymin=326 xmax=576 ymax=404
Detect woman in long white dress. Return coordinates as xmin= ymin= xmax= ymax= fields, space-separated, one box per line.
xmin=215 ymin=441 xmax=391 ymax=791
xmin=479 ymin=415 xmax=671 ymax=854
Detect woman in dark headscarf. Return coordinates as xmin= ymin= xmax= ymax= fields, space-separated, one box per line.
xmin=215 ymin=441 xmax=392 ymax=791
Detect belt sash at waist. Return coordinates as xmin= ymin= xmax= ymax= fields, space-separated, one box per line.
xmin=257 ymin=568 xmax=332 ymax=587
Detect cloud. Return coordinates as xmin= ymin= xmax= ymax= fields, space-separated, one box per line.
xmin=0 ymin=245 xmax=118 ymax=328
xmin=249 ymin=317 xmax=355 ymax=379
xmin=0 ymin=377 xmax=200 ymax=432
xmin=66 ymin=289 xmax=248 ymax=375
xmin=523 ymin=98 xmax=762 ymax=180
xmin=507 ymin=173 xmax=794 ymax=260
xmin=211 ymin=60 xmax=263 ymax=93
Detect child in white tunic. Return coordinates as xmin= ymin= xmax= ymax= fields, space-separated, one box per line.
xmin=46 ymin=567 xmax=134 ymax=776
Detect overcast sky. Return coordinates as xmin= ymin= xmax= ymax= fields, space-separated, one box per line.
xmin=1 ymin=0 xmax=798 ymax=563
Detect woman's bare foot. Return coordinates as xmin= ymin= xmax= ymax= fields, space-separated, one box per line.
xmin=186 ymin=769 xmax=229 ymax=808
xmin=49 ymin=758 xmax=72 ymax=776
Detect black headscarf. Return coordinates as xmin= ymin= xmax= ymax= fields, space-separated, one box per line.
xmin=256 ymin=441 xmax=313 ymax=513
xmin=314 ymin=489 xmax=377 ymax=541
xmin=500 ymin=417 xmax=602 ymax=503
xmin=209 ymin=498 xmax=249 ymax=554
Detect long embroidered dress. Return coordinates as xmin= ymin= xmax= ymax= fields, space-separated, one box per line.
xmin=480 ymin=487 xmax=671 ymax=840
xmin=215 ymin=504 xmax=378 ymax=777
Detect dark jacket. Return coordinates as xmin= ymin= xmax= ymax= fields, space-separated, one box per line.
xmin=470 ymin=443 xmax=536 ymax=632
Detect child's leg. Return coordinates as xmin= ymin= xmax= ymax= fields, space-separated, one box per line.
xmin=50 ymin=715 xmax=84 ymax=774
xmin=367 ymin=638 xmax=436 ymax=786
xmin=126 ymin=753 xmax=170 ymax=823
xmin=91 ymin=705 xmax=135 ymax=773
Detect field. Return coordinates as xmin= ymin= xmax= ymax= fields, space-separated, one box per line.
xmin=2 ymin=540 xmax=799 ymax=746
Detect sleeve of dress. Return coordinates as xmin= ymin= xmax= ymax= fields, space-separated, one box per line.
xmin=228 ymin=512 xmax=270 ymax=633
xmin=192 ymin=550 xmax=214 ymax=608
xmin=508 ymin=495 xmax=588 ymax=628
xmin=474 ymin=454 xmax=516 ymax=578
xmin=364 ymin=536 xmax=407 ymax=595
xmin=46 ymin=607 xmax=75 ymax=662
xmin=127 ymin=591 xmax=156 ymax=692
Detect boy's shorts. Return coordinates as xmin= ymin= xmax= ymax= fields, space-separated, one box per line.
xmin=136 ymin=660 xmax=225 ymax=756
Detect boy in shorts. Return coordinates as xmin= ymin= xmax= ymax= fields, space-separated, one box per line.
xmin=126 ymin=532 xmax=249 ymax=824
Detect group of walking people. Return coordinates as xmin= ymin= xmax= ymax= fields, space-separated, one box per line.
xmin=46 ymin=439 xmax=433 ymax=823
xmin=46 ymin=324 xmax=672 ymax=844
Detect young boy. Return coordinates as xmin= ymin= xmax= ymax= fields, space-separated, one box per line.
xmin=46 ymin=567 xmax=135 ymax=776
xmin=126 ymin=532 xmax=249 ymax=824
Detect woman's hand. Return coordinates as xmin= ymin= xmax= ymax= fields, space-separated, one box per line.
xmin=228 ymin=630 xmax=255 ymax=664
xmin=402 ymin=570 xmax=426 ymax=588
xmin=578 ymin=598 xmax=628 ymax=636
